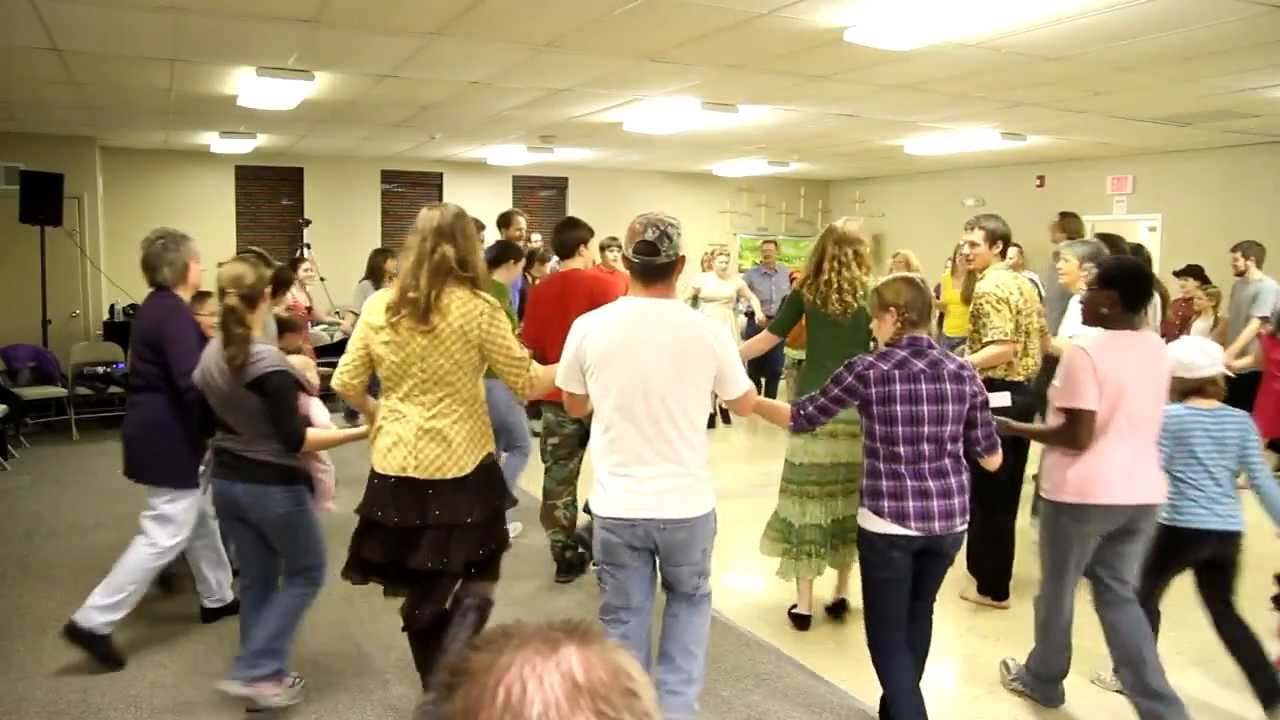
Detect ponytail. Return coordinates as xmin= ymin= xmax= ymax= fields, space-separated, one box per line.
xmin=216 ymin=258 xmax=271 ymax=372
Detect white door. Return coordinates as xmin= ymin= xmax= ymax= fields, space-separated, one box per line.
xmin=0 ymin=196 xmax=89 ymax=366
xmin=1083 ymin=213 xmax=1164 ymax=272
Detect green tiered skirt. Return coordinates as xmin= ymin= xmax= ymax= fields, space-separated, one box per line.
xmin=760 ymin=409 xmax=864 ymax=580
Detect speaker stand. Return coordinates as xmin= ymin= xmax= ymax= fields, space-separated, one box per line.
xmin=38 ymin=225 xmax=50 ymax=349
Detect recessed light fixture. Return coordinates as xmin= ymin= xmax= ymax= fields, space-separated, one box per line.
xmin=482 ymin=144 xmax=591 ymax=167
xmin=237 ymin=67 xmax=316 ymax=111
xmin=209 ymin=131 xmax=259 ymax=154
xmin=711 ymin=158 xmax=795 ymax=178
xmin=621 ymin=98 xmax=770 ymax=135
xmin=840 ymin=0 xmax=1120 ymax=52
xmin=902 ymin=129 xmax=1028 ymax=156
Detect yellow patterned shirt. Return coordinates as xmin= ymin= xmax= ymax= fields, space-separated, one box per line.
xmin=332 ymin=285 xmax=538 ymax=479
xmin=966 ymin=264 xmax=1047 ymax=382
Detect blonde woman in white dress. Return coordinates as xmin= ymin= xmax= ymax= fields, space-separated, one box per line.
xmin=688 ymin=247 xmax=764 ymax=428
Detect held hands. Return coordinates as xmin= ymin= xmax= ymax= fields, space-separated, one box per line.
xmin=993 ymin=416 xmax=1018 ymax=436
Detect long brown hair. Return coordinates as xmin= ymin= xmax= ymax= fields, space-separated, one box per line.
xmin=388 ymin=202 xmax=486 ymax=328
xmin=798 ymin=217 xmax=872 ymax=317
xmin=217 ymin=258 xmax=271 ymax=372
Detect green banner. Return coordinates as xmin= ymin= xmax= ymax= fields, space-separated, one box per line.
xmin=737 ymin=234 xmax=817 ymax=271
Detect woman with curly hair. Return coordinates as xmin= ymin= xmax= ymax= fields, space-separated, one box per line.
xmin=741 ymin=218 xmax=873 ymax=630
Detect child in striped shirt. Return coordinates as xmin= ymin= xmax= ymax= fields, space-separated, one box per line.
xmin=1093 ymin=336 xmax=1280 ymax=719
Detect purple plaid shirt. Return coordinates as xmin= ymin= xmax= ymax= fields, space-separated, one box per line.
xmin=791 ymin=335 xmax=1000 ymax=534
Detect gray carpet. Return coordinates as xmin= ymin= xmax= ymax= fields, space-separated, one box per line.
xmin=0 ymin=426 xmax=873 ymax=719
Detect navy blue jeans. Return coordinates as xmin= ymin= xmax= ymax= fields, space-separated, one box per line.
xmin=212 ymin=478 xmax=326 ymax=682
xmin=744 ymin=316 xmax=784 ymax=399
xmin=858 ymin=528 xmax=964 ymax=720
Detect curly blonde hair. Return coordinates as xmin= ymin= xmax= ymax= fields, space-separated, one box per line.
xmin=799 ymin=217 xmax=872 ymax=317
xmin=389 ymin=202 xmax=486 ymax=328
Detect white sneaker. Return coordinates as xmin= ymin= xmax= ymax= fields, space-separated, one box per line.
xmin=217 ymin=673 xmax=305 ymax=709
xmin=1091 ymin=670 xmax=1124 ymax=694
xmin=507 ymin=521 xmax=523 ymax=539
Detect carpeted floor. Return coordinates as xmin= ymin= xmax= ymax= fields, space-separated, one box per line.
xmin=0 ymin=427 xmax=873 ymax=719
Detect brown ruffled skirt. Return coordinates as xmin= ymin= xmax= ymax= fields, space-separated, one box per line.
xmin=342 ymin=457 xmax=513 ymax=630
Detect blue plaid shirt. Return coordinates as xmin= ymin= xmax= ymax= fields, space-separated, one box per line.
xmin=743 ymin=263 xmax=790 ymax=317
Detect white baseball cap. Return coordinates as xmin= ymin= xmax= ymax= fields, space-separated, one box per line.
xmin=1167 ymin=336 xmax=1233 ymax=379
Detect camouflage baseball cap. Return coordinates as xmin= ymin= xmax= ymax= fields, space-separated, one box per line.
xmin=623 ymin=212 xmax=682 ymax=264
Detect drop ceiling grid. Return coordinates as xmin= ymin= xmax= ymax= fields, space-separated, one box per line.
xmin=1 ymin=0 xmax=1277 ymax=178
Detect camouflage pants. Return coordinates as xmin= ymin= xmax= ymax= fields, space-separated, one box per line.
xmin=539 ymin=403 xmax=590 ymax=561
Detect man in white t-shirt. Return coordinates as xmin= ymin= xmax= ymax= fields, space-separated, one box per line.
xmin=555 ymin=212 xmax=758 ymax=720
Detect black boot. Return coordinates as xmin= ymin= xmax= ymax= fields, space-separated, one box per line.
xmin=719 ymin=406 xmax=732 ymax=426
xmin=707 ymin=412 xmax=717 ymax=429
xmin=417 ymin=594 xmax=496 ymax=720
xmin=407 ymin=614 xmax=451 ymax=691
xmin=62 ymin=621 xmax=126 ymax=671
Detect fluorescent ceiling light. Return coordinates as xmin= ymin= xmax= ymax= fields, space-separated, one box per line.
xmin=711 ymin=158 xmax=795 ymax=178
xmin=902 ymin=129 xmax=1028 ymax=156
xmin=237 ymin=67 xmax=316 ymax=111
xmin=209 ymin=131 xmax=259 ymax=154
xmin=483 ymin=144 xmax=591 ymax=167
xmin=621 ymin=98 xmax=770 ymax=135
xmin=840 ymin=0 xmax=1122 ymax=52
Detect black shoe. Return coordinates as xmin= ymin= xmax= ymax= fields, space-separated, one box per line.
xmin=825 ymin=597 xmax=851 ymax=621
xmin=787 ymin=604 xmax=812 ymax=632
xmin=200 ymin=598 xmax=240 ymax=625
xmin=707 ymin=412 xmax=717 ymax=429
xmin=720 ymin=407 xmax=732 ymax=425
xmin=62 ymin=621 xmax=126 ymax=671
xmin=554 ymin=552 xmax=588 ymax=584
xmin=155 ymin=564 xmax=180 ymax=594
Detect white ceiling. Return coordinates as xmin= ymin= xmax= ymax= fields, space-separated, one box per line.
xmin=2 ymin=0 xmax=1280 ymax=179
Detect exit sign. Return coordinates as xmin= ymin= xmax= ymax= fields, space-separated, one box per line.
xmin=1107 ymin=175 xmax=1135 ymax=195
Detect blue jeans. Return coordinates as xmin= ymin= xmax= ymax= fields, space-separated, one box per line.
xmin=593 ymin=511 xmax=716 ymax=720
xmin=212 ymin=477 xmax=326 ymax=682
xmin=858 ymin=528 xmax=964 ymax=720
xmin=484 ymin=378 xmax=532 ymax=523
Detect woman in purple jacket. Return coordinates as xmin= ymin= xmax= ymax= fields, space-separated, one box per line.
xmin=62 ymin=227 xmax=238 ymax=671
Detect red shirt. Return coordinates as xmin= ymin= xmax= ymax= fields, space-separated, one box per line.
xmin=1254 ymin=333 xmax=1280 ymax=440
xmin=592 ymin=265 xmax=631 ymax=297
xmin=522 ymin=268 xmax=624 ymax=403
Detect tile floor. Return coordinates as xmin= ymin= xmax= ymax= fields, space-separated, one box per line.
xmin=519 ymin=413 xmax=1280 ymax=720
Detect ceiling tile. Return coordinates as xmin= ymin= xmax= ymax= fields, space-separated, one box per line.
xmin=173 ymin=15 xmax=304 ymax=66
xmin=323 ymin=102 xmax=424 ymax=127
xmin=576 ymin=60 xmax=707 ymax=95
xmin=70 ymin=0 xmax=325 ymax=20
xmin=315 ymin=0 xmax=473 ymax=34
xmin=395 ymin=36 xmax=538 ymax=82
xmin=440 ymin=0 xmax=634 ymax=46
xmin=1200 ymin=114 xmax=1280 ymax=137
xmin=661 ymin=13 xmax=834 ymax=67
xmin=834 ymin=46 xmax=1045 ymax=87
xmin=361 ymin=77 xmax=471 ymax=106
xmin=172 ymin=62 xmax=241 ymax=96
xmin=689 ymin=0 xmax=797 ymax=11
xmin=63 ymin=53 xmax=171 ymax=90
xmin=982 ymin=0 xmax=1271 ymax=58
xmin=489 ymin=50 xmax=634 ymax=91
xmin=37 ymin=0 xmax=179 ymax=58
xmin=2 ymin=0 xmax=55 ymax=47
xmin=1059 ymin=10 xmax=1280 ymax=69
xmin=685 ymin=68 xmax=806 ymax=105
xmin=98 ymin=130 xmax=168 ymax=148
xmin=0 ymin=48 xmax=70 ymax=89
xmin=292 ymin=25 xmax=428 ymax=74
xmin=554 ymin=1 xmax=756 ymax=57
xmin=757 ymin=40 xmax=903 ymax=77
xmin=404 ymin=85 xmax=554 ymax=127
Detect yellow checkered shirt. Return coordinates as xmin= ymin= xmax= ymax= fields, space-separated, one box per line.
xmin=332 ymin=286 xmax=538 ymax=479
xmin=967 ymin=264 xmax=1047 ymax=383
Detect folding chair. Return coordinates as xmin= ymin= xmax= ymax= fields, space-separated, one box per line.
xmin=0 ymin=354 xmax=76 ymax=441
xmin=69 ymin=341 xmax=128 ymax=430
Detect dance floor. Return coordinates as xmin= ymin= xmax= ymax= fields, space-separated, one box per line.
xmin=519 ymin=413 xmax=1279 ymax=720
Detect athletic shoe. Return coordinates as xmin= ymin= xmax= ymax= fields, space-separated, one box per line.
xmin=507 ymin=521 xmax=523 ymax=539
xmin=1091 ymin=670 xmax=1124 ymax=694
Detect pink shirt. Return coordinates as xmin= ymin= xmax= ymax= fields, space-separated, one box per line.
xmin=1040 ymin=330 xmax=1170 ymax=505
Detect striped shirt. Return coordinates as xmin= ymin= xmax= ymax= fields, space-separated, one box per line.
xmin=1159 ymin=403 xmax=1280 ymax=531
xmin=791 ymin=335 xmax=1001 ymax=535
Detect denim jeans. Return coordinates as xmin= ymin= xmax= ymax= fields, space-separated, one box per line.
xmin=1018 ymin=500 xmax=1188 ymax=720
xmin=858 ymin=528 xmax=964 ymax=720
xmin=484 ymin=378 xmax=532 ymax=523
xmin=594 ymin=511 xmax=716 ymax=720
xmin=212 ymin=477 xmax=326 ymax=682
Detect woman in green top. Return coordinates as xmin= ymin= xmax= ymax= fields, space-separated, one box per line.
xmin=483 ymin=238 xmax=530 ymax=540
xmin=741 ymin=218 xmax=873 ymax=631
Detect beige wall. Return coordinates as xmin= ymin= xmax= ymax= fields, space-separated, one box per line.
xmin=100 ymin=147 xmax=830 ymax=307
xmin=831 ymin=142 xmax=1280 ymax=287
xmin=0 ymin=132 xmax=103 ymax=351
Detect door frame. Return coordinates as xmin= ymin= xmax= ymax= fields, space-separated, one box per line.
xmin=1082 ymin=212 xmax=1164 ymax=269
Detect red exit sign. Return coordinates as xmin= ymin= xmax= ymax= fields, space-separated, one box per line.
xmin=1106 ymin=175 xmax=1134 ymax=194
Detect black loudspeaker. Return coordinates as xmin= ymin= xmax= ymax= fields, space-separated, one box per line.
xmin=18 ymin=170 xmax=64 ymax=227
